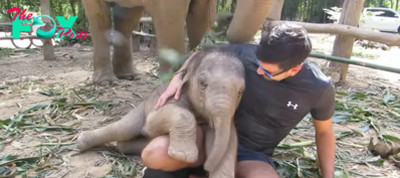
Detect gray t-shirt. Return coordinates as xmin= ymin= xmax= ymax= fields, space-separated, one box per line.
xmin=206 ymin=44 xmax=335 ymax=156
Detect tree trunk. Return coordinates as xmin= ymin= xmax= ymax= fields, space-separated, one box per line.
xmin=69 ymin=0 xmax=76 ymax=16
xmin=149 ymin=24 xmax=157 ymax=54
xmin=396 ymin=0 xmax=399 ymax=10
xmin=6 ymin=0 xmax=12 ymax=20
xmin=141 ymin=11 xmax=157 ymax=54
xmin=40 ymin=0 xmax=56 ymax=61
xmin=379 ymin=0 xmax=384 ymax=7
xmin=266 ymin=0 xmax=285 ymax=20
xmin=328 ymin=0 xmax=365 ymax=83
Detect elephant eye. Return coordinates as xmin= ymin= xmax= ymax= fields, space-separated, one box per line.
xmin=238 ymin=88 xmax=244 ymax=95
xmin=198 ymin=79 xmax=207 ymax=90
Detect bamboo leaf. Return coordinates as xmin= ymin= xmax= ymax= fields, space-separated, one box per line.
xmin=382 ymin=134 xmax=400 ymax=142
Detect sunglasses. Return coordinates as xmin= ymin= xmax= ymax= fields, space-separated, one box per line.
xmin=255 ymin=58 xmax=290 ymax=78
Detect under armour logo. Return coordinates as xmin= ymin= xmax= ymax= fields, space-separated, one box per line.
xmin=287 ymin=101 xmax=298 ymax=110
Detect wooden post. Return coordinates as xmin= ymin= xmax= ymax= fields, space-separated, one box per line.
xmin=40 ymin=0 xmax=56 ymax=60
xmin=131 ymin=25 xmax=141 ymax=52
xmin=142 ymin=11 xmax=157 ymax=54
xmin=328 ymin=0 xmax=365 ymax=82
xmin=149 ymin=24 xmax=157 ymax=54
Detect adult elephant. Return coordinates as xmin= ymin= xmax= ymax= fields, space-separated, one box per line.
xmin=81 ymin=0 xmax=274 ymax=85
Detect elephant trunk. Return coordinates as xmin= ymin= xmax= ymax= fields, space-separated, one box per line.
xmin=226 ymin=0 xmax=274 ymax=43
xmin=203 ymin=93 xmax=236 ymax=172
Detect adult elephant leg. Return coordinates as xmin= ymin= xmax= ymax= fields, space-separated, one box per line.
xmin=82 ymin=0 xmax=115 ymax=86
xmin=143 ymin=0 xmax=189 ymax=73
xmin=186 ymin=0 xmax=217 ymax=50
xmin=227 ymin=0 xmax=274 ymax=43
xmin=112 ymin=6 xmax=144 ymax=80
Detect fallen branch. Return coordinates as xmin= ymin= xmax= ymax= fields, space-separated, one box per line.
xmin=336 ymin=141 xmax=364 ymax=149
xmin=278 ymin=140 xmax=315 ymax=148
xmin=268 ymin=20 xmax=400 ymax=47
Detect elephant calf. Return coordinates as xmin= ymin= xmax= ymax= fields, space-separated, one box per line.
xmin=76 ymin=46 xmax=245 ymax=177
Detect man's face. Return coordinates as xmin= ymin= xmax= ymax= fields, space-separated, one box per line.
xmin=255 ymin=59 xmax=303 ymax=81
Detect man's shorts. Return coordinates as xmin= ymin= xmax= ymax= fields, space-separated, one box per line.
xmin=142 ymin=144 xmax=275 ymax=178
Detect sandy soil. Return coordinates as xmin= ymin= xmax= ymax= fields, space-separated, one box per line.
xmin=0 ymin=34 xmax=400 ymax=178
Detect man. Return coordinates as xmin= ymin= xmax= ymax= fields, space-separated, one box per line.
xmin=140 ymin=23 xmax=336 ymax=178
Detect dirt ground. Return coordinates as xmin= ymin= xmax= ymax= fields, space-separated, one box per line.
xmin=1 ymin=34 xmax=400 ymax=178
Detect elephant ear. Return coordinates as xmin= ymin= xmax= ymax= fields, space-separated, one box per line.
xmin=179 ymin=51 xmax=205 ymax=91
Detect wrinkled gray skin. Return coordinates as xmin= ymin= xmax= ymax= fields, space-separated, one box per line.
xmin=81 ymin=0 xmax=273 ymax=85
xmin=76 ymin=47 xmax=245 ymax=177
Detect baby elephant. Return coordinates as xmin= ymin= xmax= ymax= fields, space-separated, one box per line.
xmin=76 ymin=46 xmax=245 ymax=177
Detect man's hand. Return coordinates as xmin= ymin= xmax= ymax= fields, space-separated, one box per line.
xmin=154 ymin=51 xmax=199 ymax=110
xmin=154 ymin=72 xmax=185 ymax=109
xmin=314 ymin=118 xmax=336 ymax=178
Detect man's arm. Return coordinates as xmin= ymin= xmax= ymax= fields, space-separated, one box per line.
xmin=310 ymin=83 xmax=336 ymax=178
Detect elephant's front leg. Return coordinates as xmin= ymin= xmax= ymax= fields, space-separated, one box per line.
xmin=82 ymin=0 xmax=115 ymax=86
xmin=145 ymin=104 xmax=198 ymax=164
xmin=112 ymin=6 xmax=144 ymax=80
xmin=205 ymin=124 xmax=237 ymax=178
xmin=186 ymin=0 xmax=217 ymax=50
xmin=143 ymin=0 xmax=190 ymax=73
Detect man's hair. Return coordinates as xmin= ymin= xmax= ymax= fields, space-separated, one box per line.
xmin=255 ymin=22 xmax=312 ymax=69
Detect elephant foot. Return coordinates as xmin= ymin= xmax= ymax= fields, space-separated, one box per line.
xmin=114 ymin=66 xmax=140 ymax=81
xmin=168 ymin=140 xmax=198 ymax=164
xmin=93 ymin=68 xmax=119 ymax=86
xmin=76 ymin=131 xmax=95 ymax=151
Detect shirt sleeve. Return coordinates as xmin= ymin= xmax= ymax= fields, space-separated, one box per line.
xmin=310 ymin=82 xmax=336 ymax=121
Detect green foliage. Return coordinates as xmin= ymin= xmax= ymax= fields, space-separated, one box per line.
xmin=273 ymin=88 xmax=400 ymax=177
xmin=208 ymin=14 xmax=232 ymax=43
xmin=52 ymin=0 xmax=91 ymax=46
xmin=0 ymin=154 xmax=42 ymax=177
xmin=217 ymin=0 xmax=236 ymax=13
xmin=0 ymin=0 xmax=90 ymax=46
xmin=157 ymin=48 xmax=189 ymax=82
xmin=0 ymin=47 xmax=13 ymax=57
xmin=156 ymin=15 xmax=232 ymax=82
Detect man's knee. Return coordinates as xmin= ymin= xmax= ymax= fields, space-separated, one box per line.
xmin=236 ymin=161 xmax=279 ymax=178
xmin=141 ymin=136 xmax=171 ymax=170
xmin=141 ymin=126 xmax=205 ymax=171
